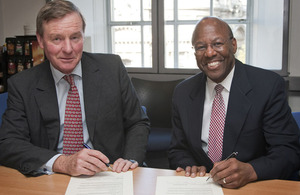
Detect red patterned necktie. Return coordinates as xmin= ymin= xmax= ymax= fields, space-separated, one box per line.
xmin=207 ymin=84 xmax=226 ymax=163
xmin=62 ymin=75 xmax=84 ymax=155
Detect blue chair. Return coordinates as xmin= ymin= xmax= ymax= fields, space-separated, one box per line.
xmin=292 ymin=112 xmax=300 ymax=144
xmin=292 ymin=112 xmax=300 ymax=130
xmin=0 ymin=92 xmax=8 ymax=125
xmin=292 ymin=112 xmax=300 ymax=180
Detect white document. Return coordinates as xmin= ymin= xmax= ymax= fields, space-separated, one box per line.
xmin=65 ymin=171 xmax=133 ymax=195
xmin=155 ymin=176 xmax=223 ymax=195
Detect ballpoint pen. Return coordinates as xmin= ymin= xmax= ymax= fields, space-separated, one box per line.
xmin=206 ymin=152 xmax=238 ymax=181
xmin=83 ymin=143 xmax=113 ymax=170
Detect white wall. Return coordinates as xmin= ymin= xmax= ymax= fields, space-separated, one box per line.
xmin=250 ymin=0 xmax=283 ymax=70
xmin=288 ymin=0 xmax=300 ymax=77
xmin=0 ymin=0 xmax=3 ymax=44
xmin=0 ymin=0 xmax=45 ymax=43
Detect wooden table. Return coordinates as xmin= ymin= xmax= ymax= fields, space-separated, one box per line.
xmin=0 ymin=166 xmax=299 ymax=195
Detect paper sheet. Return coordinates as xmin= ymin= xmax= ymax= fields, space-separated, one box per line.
xmin=65 ymin=171 xmax=133 ymax=195
xmin=155 ymin=176 xmax=223 ymax=195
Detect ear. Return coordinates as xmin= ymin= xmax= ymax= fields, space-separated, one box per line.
xmin=36 ymin=32 xmax=44 ymax=49
xmin=231 ymin=37 xmax=238 ymax=54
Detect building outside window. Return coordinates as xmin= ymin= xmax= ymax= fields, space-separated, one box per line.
xmin=70 ymin=0 xmax=289 ymax=76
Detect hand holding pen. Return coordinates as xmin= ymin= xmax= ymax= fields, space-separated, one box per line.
xmin=206 ymin=152 xmax=238 ymax=181
xmin=83 ymin=143 xmax=113 ymax=170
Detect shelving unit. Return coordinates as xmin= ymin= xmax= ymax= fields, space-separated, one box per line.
xmin=0 ymin=36 xmax=45 ymax=93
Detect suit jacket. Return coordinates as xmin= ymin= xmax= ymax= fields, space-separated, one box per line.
xmin=168 ymin=59 xmax=300 ymax=180
xmin=0 ymin=52 xmax=150 ymax=175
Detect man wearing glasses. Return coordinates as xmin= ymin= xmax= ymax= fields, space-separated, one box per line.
xmin=168 ymin=16 xmax=300 ymax=188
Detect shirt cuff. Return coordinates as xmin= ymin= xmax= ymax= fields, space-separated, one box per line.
xmin=39 ymin=154 xmax=62 ymax=175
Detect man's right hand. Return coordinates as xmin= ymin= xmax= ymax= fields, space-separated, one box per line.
xmin=52 ymin=148 xmax=110 ymax=176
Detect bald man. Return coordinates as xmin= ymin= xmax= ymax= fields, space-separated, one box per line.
xmin=168 ymin=17 xmax=300 ymax=188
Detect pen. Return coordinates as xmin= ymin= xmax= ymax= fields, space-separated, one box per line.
xmin=83 ymin=143 xmax=113 ymax=170
xmin=206 ymin=152 xmax=238 ymax=181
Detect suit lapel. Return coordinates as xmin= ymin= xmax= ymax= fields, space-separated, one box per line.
xmin=188 ymin=74 xmax=213 ymax=167
xmin=222 ymin=60 xmax=252 ymax=158
xmin=34 ymin=62 xmax=60 ymax=150
xmin=81 ymin=54 xmax=102 ymax=141
xmin=188 ymin=73 xmax=206 ymax=148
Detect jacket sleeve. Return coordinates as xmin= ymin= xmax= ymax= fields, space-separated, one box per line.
xmin=0 ymin=73 xmax=58 ymax=175
xmin=248 ymin=76 xmax=300 ymax=180
xmin=118 ymin=60 xmax=150 ymax=165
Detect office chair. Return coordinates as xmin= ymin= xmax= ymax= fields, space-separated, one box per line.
xmin=292 ymin=111 xmax=300 ymax=180
xmin=292 ymin=112 xmax=300 ymax=131
xmin=0 ymin=92 xmax=8 ymax=125
xmin=131 ymin=77 xmax=184 ymax=168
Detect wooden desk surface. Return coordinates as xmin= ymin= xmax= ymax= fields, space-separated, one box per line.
xmin=0 ymin=166 xmax=299 ymax=195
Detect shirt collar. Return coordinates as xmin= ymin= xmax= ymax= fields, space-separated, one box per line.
xmin=207 ymin=65 xmax=235 ymax=95
xmin=50 ymin=61 xmax=82 ymax=85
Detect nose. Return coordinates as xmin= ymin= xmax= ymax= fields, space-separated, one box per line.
xmin=204 ymin=44 xmax=217 ymax=58
xmin=62 ymin=39 xmax=73 ymax=53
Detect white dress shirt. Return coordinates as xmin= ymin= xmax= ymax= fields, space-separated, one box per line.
xmin=40 ymin=62 xmax=93 ymax=173
xmin=201 ymin=65 xmax=235 ymax=153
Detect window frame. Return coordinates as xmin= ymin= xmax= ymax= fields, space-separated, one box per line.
xmin=106 ymin=0 xmax=289 ymax=76
xmin=107 ymin=0 xmax=156 ymax=73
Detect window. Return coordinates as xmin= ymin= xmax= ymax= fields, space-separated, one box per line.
xmin=108 ymin=0 xmax=152 ymax=69
xmin=70 ymin=0 xmax=289 ymax=76
xmin=161 ymin=0 xmax=247 ymax=73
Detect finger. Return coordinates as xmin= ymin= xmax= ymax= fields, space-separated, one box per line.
xmin=129 ymin=160 xmax=139 ymax=170
xmin=121 ymin=160 xmax=132 ymax=172
xmin=84 ymin=148 xmax=110 ymax=164
xmin=112 ymin=158 xmax=123 ymax=172
xmin=213 ymin=159 xmax=239 ymax=182
xmin=62 ymin=154 xmax=99 ymax=176
xmin=81 ymin=160 xmax=102 ymax=173
xmin=198 ymin=166 xmax=207 ymax=177
xmin=113 ymin=158 xmax=132 ymax=173
xmin=176 ymin=167 xmax=184 ymax=172
xmin=210 ymin=160 xmax=231 ymax=179
xmin=185 ymin=166 xmax=192 ymax=176
xmin=79 ymin=149 xmax=108 ymax=171
xmin=190 ymin=166 xmax=198 ymax=177
xmin=220 ymin=176 xmax=238 ymax=189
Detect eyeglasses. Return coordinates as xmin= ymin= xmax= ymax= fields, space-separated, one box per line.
xmin=193 ymin=37 xmax=233 ymax=55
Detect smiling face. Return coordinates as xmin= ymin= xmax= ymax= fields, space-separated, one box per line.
xmin=192 ymin=17 xmax=237 ymax=83
xmin=36 ymin=12 xmax=84 ymax=74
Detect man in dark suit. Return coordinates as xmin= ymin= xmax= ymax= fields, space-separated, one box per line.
xmin=168 ymin=16 xmax=300 ymax=188
xmin=0 ymin=0 xmax=149 ymax=176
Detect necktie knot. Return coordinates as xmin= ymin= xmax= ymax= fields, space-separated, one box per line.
xmin=215 ymin=84 xmax=224 ymax=94
xmin=64 ymin=75 xmax=75 ymax=87
xmin=64 ymin=75 xmax=76 ymax=91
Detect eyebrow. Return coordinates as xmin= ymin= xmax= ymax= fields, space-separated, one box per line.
xmin=194 ymin=37 xmax=229 ymax=46
xmin=49 ymin=31 xmax=83 ymax=38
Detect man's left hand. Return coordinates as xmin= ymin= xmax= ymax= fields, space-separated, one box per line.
xmin=209 ymin=158 xmax=258 ymax=188
xmin=112 ymin=158 xmax=139 ymax=173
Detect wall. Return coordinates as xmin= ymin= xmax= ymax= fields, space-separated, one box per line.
xmin=0 ymin=0 xmax=3 ymax=44
xmin=0 ymin=0 xmax=299 ymax=110
xmin=0 ymin=0 xmax=45 ymax=43
xmin=287 ymin=0 xmax=300 ymax=112
xmin=288 ymin=0 xmax=300 ymax=76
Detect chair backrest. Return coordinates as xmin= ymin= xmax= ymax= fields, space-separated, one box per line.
xmin=0 ymin=92 xmax=8 ymax=125
xmin=291 ymin=112 xmax=300 ymax=180
xmin=292 ymin=112 xmax=300 ymax=143
xmin=131 ymin=78 xmax=184 ymax=128
xmin=292 ymin=112 xmax=300 ymax=129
